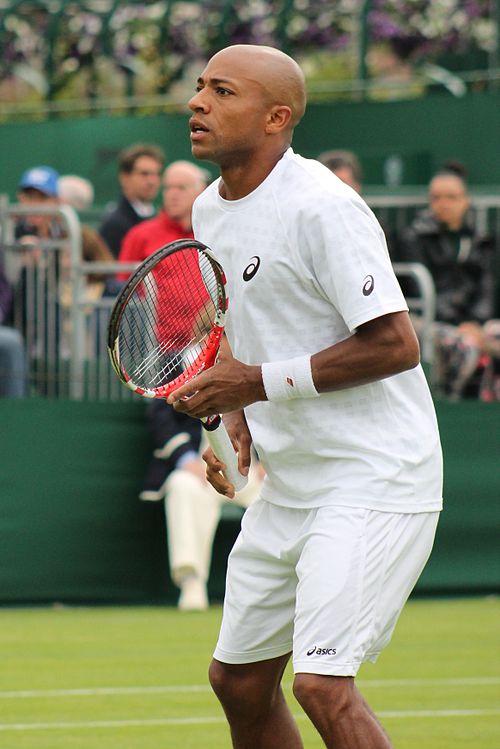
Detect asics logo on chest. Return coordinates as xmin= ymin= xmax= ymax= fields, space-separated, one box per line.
xmin=243 ymin=256 xmax=261 ymax=281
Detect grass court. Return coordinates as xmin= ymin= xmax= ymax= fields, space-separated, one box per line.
xmin=0 ymin=596 xmax=498 ymax=748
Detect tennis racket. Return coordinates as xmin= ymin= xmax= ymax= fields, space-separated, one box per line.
xmin=107 ymin=238 xmax=247 ymax=491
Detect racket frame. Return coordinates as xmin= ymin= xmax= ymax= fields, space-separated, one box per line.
xmin=107 ymin=238 xmax=227 ymax=398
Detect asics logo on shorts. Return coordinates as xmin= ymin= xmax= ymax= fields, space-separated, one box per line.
xmin=243 ymin=256 xmax=261 ymax=281
xmin=362 ymin=274 xmax=375 ymax=296
xmin=306 ymin=646 xmax=337 ymax=656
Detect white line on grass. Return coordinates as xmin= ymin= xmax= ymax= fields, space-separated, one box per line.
xmin=0 ymin=676 xmax=498 ymax=699
xmin=0 ymin=709 xmax=499 ymax=732
xmin=0 ymin=685 xmax=211 ymax=698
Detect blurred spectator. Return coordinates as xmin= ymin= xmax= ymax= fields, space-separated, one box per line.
xmin=117 ymin=159 xmax=210 ymax=276
xmin=13 ymin=164 xmax=115 ymax=381
xmin=99 ymin=143 xmax=165 ymax=257
xmin=16 ymin=165 xmax=63 ymax=247
xmin=397 ymin=163 xmax=499 ymax=399
xmin=141 ymin=412 xmax=263 ymax=611
xmin=0 ymin=253 xmax=26 ymax=398
xmin=58 ymin=171 xmax=119 ymax=297
xmin=59 ymin=174 xmax=95 ymax=212
xmin=117 ymin=158 xmax=220 ymax=610
xmin=317 ymin=149 xmax=363 ymax=194
xmin=13 ymin=166 xmax=64 ymax=366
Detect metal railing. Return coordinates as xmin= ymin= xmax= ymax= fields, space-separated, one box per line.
xmin=366 ymin=194 xmax=500 ymax=237
xmin=392 ymin=262 xmax=436 ymax=368
xmin=2 ymin=193 xmax=499 ymax=401
xmin=0 ymin=196 xmax=137 ymax=400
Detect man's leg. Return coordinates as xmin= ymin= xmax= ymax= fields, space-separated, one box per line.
xmin=293 ymin=674 xmax=392 ymax=749
xmin=165 ymin=470 xmax=220 ymax=610
xmin=209 ymin=654 xmax=304 ymax=749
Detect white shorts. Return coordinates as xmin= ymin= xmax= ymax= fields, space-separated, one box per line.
xmin=213 ymin=500 xmax=439 ymax=676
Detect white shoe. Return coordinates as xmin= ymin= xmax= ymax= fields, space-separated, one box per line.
xmin=178 ymin=576 xmax=208 ymax=612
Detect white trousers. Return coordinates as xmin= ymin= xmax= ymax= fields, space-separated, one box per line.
xmin=164 ymin=466 xmax=262 ymax=587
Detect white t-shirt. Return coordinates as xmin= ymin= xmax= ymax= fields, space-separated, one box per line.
xmin=193 ymin=149 xmax=443 ymax=513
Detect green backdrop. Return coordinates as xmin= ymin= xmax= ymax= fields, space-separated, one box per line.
xmin=1 ymin=91 xmax=498 ymax=205
xmin=1 ymin=398 xmax=499 ymax=605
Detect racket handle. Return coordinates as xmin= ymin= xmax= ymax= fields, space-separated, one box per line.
xmin=202 ymin=416 xmax=248 ymax=492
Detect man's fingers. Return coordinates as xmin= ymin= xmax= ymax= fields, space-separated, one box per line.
xmin=202 ymin=447 xmax=235 ymax=498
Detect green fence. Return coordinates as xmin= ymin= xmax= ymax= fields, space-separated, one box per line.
xmin=1 ymin=398 xmax=499 ymax=606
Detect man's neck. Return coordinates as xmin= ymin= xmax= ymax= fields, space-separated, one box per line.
xmin=219 ymin=146 xmax=289 ymax=201
xmin=129 ymin=198 xmax=154 ymax=217
xmin=164 ymin=211 xmax=192 ymax=232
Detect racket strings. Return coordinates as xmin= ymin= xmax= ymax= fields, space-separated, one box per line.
xmin=117 ymin=248 xmax=221 ymax=390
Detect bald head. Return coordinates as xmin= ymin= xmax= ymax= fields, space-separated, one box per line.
xmin=162 ymin=160 xmax=209 ymax=228
xmin=164 ymin=160 xmax=209 ymax=190
xmin=210 ymin=45 xmax=306 ymax=130
xmin=188 ymin=45 xmax=306 ymax=194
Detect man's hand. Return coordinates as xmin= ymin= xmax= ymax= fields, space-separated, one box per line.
xmin=203 ymin=410 xmax=253 ymax=498
xmin=166 ymin=358 xmax=266 ymax=418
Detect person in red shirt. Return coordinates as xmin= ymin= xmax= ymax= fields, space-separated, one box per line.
xmin=117 ymin=159 xmax=211 ymax=358
xmin=117 ymin=160 xmax=210 ymax=276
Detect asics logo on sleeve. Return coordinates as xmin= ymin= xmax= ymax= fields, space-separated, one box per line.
xmin=362 ymin=274 xmax=375 ymax=296
xmin=306 ymin=646 xmax=337 ymax=656
xmin=243 ymin=256 xmax=261 ymax=281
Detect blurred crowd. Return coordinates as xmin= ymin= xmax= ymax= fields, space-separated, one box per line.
xmin=1 ymin=142 xmax=499 ymax=607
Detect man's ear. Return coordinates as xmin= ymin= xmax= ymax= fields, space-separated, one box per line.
xmin=265 ymin=105 xmax=293 ymax=134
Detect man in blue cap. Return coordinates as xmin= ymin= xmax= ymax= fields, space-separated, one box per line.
xmin=16 ymin=165 xmax=62 ymax=242
xmin=18 ymin=165 xmax=59 ymax=198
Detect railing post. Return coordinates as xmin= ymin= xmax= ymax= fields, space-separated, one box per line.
xmin=59 ymin=205 xmax=85 ymax=400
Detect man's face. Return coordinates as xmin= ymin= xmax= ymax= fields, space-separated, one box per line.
xmin=429 ymin=175 xmax=470 ymax=230
xmin=187 ymin=53 xmax=270 ymax=167
xmin=162 ymin=166 xmax=205 ymax=226
xmin=17 ymin=188 xmax=58 ymax=232
xmin=120 ymin=155 xmax=162 ymax=203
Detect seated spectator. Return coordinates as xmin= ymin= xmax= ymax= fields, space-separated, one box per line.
xmin=397 ymin=163 xmax=498 ymax=399
xmin=13 ymin=167 xmax=64 ymax=373
xmin=99 ymin=143 xmax=165 ymax=257
xmin=58 ymin=171 xmax=119 ymax=298
xmin=317 ymin=149 xmax=363 ymax=194
xmin=14 ymin=165 xmax=115 ymax=384
xmin=59 ymin=174 xmax=95 ymax=212
xmin=140 ymin=403 xmax=263 ymax=611
xmin=16 ymin=165 xmax=63 ymax=249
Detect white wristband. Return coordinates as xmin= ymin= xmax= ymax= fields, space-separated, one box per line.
xmin=261 ymin=355 xmax=319 ymax=402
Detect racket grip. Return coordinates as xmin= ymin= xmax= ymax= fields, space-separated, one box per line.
xmin=202 ymin=417 xmax=248 ymax=492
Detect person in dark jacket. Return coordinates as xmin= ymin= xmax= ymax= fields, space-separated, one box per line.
xmin=98 ymin=143 xmax=165 ymax=257
xmin=397 ymin=164 xmax=499 ymax=399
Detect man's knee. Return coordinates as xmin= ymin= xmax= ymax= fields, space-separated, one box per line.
xmin=208 ymin=659 xmax=255 ymax=709
xmin=293 ymin=673 xmax=357 ymax=718
xmin=209 ymin=657 xmax=286 ymax=717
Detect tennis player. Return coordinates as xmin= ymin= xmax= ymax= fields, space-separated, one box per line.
xmin=168 ymin=44 xmax=443 ymax=749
